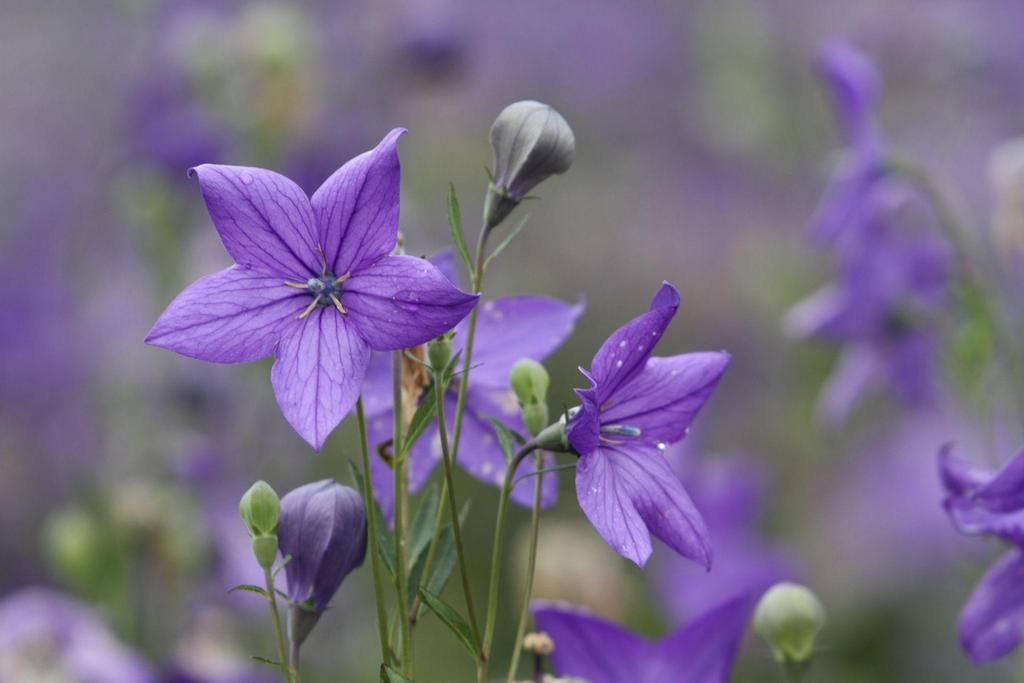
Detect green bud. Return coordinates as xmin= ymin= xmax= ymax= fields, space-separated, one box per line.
xmin=522 ymin=403 xmax=550 ymax=439
xmin=44 ymin=508 xmax=106 ymax=590
xmin=754 ymin=583 xmax=826 ymax=664
xmin=239 ymin=481 xmax=280 ymax=537
xmin=428 ymin=334 xmax=453 ymax=372
xmin=251 ymin=534 xmax=279 ymax=570
xmin=510 ymin=359 xmax=550 ymax=407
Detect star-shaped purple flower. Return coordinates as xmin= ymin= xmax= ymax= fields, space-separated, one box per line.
xmin=940 ymin=446 xmax=1024 ymax=663
xmin=145 ymin=130 xmax=479 ymax=450
xmin=361 ymin=249 xmax=584 ymax=517
xmin=532 ymin=593 xmax=756 ymax=683
xmin=566 ymin=282 xmax=730 ymax=568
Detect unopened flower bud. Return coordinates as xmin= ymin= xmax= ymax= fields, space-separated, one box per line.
xmin=251 ymin=535 xmax=279 ymax=570
xmin=485 ymin=100 xmax=575 ymax=229
xmin=511 ymin=359 xmax=551 ymax=437
xmin=754 ymin=583 xmax=826 ymax=664
xmin=239 ymin=481 xmax=280 ymax=538
xmin=523 ymin=631 xmax=555 ymax=656
xmin=428 ymin=333 xmax=453 ymax=372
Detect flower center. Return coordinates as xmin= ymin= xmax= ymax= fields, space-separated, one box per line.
xmin=285 ymin=271 xmax=352 ymax=319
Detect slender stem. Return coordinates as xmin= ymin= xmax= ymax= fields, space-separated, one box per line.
xmin=356 ymin=397 xmax=391 ymax=665
xmin=264 ymin=567 xmax=293 ymax=683
xmin=289 ymin=638 xmax=303 ymax=683
xmin=392 ymin=351 xmax=412 ymax=677
xmin=413 ymin=227 xmax=491 ymax=620
xmin=431 ymin=372 xmax=483 ymax=646
xmin=505 ymin=453 xmax=544 ymax=683
xmin=479 ymin=443 xmax=541 ymax=683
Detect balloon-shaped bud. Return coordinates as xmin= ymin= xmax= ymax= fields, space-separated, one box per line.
xmin=239 ymin=481 xmax=281 ymax=538
xmin=511 ymin=359 xmax=551 ymax=437
xmin=485 ymin=100 xmax=575 ymax=229
xmin=754 ymin=582 xmax=826 ymax=664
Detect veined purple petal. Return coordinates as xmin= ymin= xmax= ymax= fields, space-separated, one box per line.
xmin=145 ymin=266 xmax=304 ymax=363
xmin=189 ymin=165 xmax=319 ymax=279
xmin=312 ymin=128 xmax=405 ymax=276
xmin=651 ymin=593 xmax=757 ymax=683
xmin=940 ymin=447 xmax=1024 ymax=543
xmin=271 ymin=310 xmax=371 ymax=451
xmin=575 ymin=445 xmax=710 ymax=568
xmin=532 ymin=601 xmax=653 ymax=683
xmin=344 ymin=255 xmax=478 ymax=351
xmin=588 ymin=282 xmax=680 ymax=404
xmin=599 ymin=352 xmax=729 ymax=447
xmin=959 ymin=549 xmax=1024 ymax=663
xmin=456 ymin=296 xmax=585 ymax=388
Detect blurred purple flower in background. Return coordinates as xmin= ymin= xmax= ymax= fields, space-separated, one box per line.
xmin=0 ymin=588 xmax=155 ymax=683
xmin=362 ymin=249 xmax=583 ymax=517
xmin=146 ymin=130 xmax=478 ymax=449
xmin=941 ymin=446 xmax=1024 ymax=663
xmin=567 ymin=282 xmax=730 ymax=567
xmin=532 ymin=594 xmax=755 ymax=683
xmin=657 ymin=450 xmax=797 ymax=622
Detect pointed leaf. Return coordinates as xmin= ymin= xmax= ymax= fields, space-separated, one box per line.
xmin=418 ymin=503 xmax=470 ymax=618
xmin=484 ymin=213 xmax=529 ymax=269
xmin=447 ymin=184 xmax=473 ymax=277
xmin=252 ymin=656 xmax=283 ymax=668
xmin=228 ymin=584 xmax=269 ymax=599
xmin=405 ymin=483 xmax=442 ymax=608
xmin=402 ymin=389 xmax=438 ymax=454
xmin=418 ymin=586 xmax=481 ymax=660
xmin=484 ymin=417 xmax=525 ymax=465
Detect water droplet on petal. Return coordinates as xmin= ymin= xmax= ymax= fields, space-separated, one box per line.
xmin=656 ymin=442 xmax=667 ymax=451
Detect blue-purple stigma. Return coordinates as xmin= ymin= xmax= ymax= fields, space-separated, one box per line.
xmin=286 ymin=271 xmax=351 ymax=319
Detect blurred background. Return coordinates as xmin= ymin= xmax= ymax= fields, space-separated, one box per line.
xmin=2 ymin=0 xmax=1024 ymax=681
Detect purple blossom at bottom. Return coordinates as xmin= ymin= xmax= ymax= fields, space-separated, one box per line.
xmin=532 ymin=593 xmax=756 ymax=683
xmin=656 ymin=449 xmax=797 ymax=621
xmin=146 ymin=129 xmax=479 ymax=450
xmin=362 ymin=250 xmax=584 ymax=518
xmin=940 ymin=445 xmax=1024 ymax=663
xmin=277 ymin=480 xmax=367 ymax=611
xmin=0 ymin=588 xmax=156 ymax=683
xmin=566 ymin=281 xmax=730 ymax=567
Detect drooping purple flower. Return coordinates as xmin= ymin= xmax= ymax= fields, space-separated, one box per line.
xmin=362 ymin=250 xmax=584 ymax=517
xmin=809 ymin=39 xmax=886 ymax=243
xmin=940 ymin=446 xmax=1024 ymax=662
xmin=532 ymin=593 xmax=756 ymax=683
xmin=566 ymin=282 xmax=730 ymax=568
xmin=277 ymin=480 xmax=367 ymax=611
xmin=787 ymin=186 xmax=952 ymax=423
xmin=0 ymin=588 xmax=156 ymax=683
xmin=145 ymin=130 xmax=479 ymax=450
xmin=657 ymin=448 xmax=797 ymax=621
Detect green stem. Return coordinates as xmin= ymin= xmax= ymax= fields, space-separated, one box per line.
xmin=479 ymin=443 xmax=541 ymax=683
xmin=431 ymin=371 xmax=483 ymax=647
xmin=392 ymin=351 xmax=412 ymax=677
xmin=264 ymin=567 xmax=293 ymax=683
xmin=505 ymin=452 xmax=544 ymax=683
xmin=356 ymin=397 xmax=391 ymax=665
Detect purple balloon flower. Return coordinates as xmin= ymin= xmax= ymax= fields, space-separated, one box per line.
xmin=145 ymin=129 xmax=479 ymax=450
xmin=277 ymin=480 xmax=368 ymax=611
xmin=566 ymin=282 xmax=730 ymax=568
xmin=0 ymin=588 xmax=156 ymax=683
xmin=362 ymin=249 xmax=584 ymax=517
xmin=810 ymin=39 xmax=886 ymax=243
xmin=532 ymin=593 xmax=756 ymax=683
xmin=940 ymin=446 xmax=1024 ymax=662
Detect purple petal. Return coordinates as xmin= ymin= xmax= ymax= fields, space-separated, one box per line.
xmin=938 ymin=445 xmax=992 ymax=497
xmin=344 ymin=255 xmax=478 ymax=351
xmin=599 ymin=352 xmax=729 ymax=447
xmin=817 ymin=345 xmax=884 ymax=425
xmin=532 ymin=601 xmax=653 ymax=683
xmin=652 ymin=593 xmax=757 ymax=682
xmin=429 ymin=247 xmax=462 ymax=287
xmin=959 ymin=549 xmax=1024 ymax=663
xmin=588 ymin=282 xmax=680 ymax=403
xmin=456 ymin=296 xmax=585 ymax=388
xmin=271 ymin=310 xmax=371 ymax=451
xmin=816 ymin=39 xmax=882 ymax=154
xmin=278 ymin=482 xmax=336 ymax=603
xmin=809 ymin=160 xmax=880 ymax=243
xmin=189 ymin=165 xmax=319 ymax=279
xmin=575 ymin=445 xmax=711 ymax=568
xmin=941 ymin=447 xmax=1024 ymax=543
xmin=359 ymin=352 xmax=394 ymax=419
xmin=312 ymin=128 xmax=405 ymax=276
xmin=145 ymin=265 xmax=304 ymax=363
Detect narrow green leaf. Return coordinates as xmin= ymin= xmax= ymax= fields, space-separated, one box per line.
xmin=271 ymin=554 xmax=292 ymax=578
xmin=252 ymin=656 xmax=283 ymax=668
xmin=447 ymin=184 xmax=473 ymax=276
xmin=228 ymin=584 xmax=269 ymax=598
xmin=484 ymin=213 xmax=529 ymax=269
xmin=418 ymin=502 xmax=470 ymax=618
xmin=405 ymin=483 xmax=442 ymax=608
xmin=402 ymin=389 xmax=438 ymax=454
xmin=418 ymin=586 xmax=480 ymax=660
xmin=484 ymin=417 xmax=525 ymax=465
xmin=348 ymin=461 xmax=396 ymax=576
xmin=442 ymin=349 xmax=463 ymax=386
xmin=380 ymin=664 xmax=412 ymax=683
